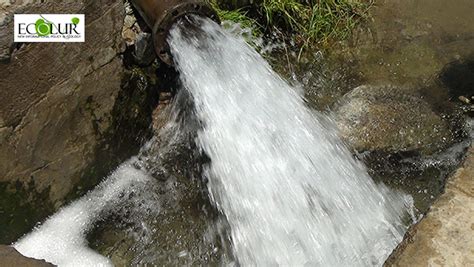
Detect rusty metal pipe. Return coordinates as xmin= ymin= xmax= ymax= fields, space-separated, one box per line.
xmin=130 ymin=0 xmax=219 ymax=65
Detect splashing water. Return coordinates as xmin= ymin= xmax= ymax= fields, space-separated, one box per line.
xmin=13 ymin=160 xmax=154 ymax=267
xmin=12 ymin=16 xmax=414 ymax=267
xmin=169 ymin=16 xmax=413 ymax=266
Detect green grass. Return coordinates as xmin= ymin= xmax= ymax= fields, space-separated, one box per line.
xmin=209 ymin=0 xmax=374 ymax=48
xmin=262 ymin=0 xmax=306 ymax=30
xmin=302 ymin=0 xmax=374 ymax=43
xmin=209 ymin=1 xmax=261 ymax=35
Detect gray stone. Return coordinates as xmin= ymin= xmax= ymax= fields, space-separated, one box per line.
xmin=134 ymin=32 xmax=156 ymax=66
xmin=333 ymin=85 xmax=454 ymax=155
xmin=122 ymin=13 xmax=138 ymax=46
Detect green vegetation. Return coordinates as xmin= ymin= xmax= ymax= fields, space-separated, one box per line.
xmin=211 ymin=3 xmax=260 ymax=31
xmin=210 ymin=0 xmax=374 ymax=47
xmin=209 ymin=1 xmax=262 ymax=37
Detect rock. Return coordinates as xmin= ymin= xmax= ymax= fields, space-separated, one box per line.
xmin=385 ymin=145 xmax=474 ymax=266
xmin=459 ymin=95 xmax=471 ymax=104
xmin=134 ymin=32 xmax=156 ymax=66
xmin=122 ymin=13 xmax=139 ymax=46
xmin=0 ymin=245 xmax=54 ymax=266
xmin=121 ymin=4 xmax=156 ymax=66
xmin=0 ymin=0 xmax=19 ymax=61
xmin=333 ymin=85 xmax=454 ymax=155
xmin=121 ymin=2 xmax=147 ymax=48
xmin=0 ymin=0 xmax=128 ymax=243
xmin=0 ymin=0 xmax=163 ymax=244
xmin=0 ymin=0 xmax=125 ymax=200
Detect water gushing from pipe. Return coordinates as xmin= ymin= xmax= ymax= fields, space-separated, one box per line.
xmin=169 ymin=16 xmax=413 ymax=266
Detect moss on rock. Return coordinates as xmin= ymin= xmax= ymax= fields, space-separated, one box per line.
xmin=0 ymin=181 xmax=54 ymax=244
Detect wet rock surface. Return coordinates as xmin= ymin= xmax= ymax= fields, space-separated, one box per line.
xmin=0 ymin=0 xmax=163 ymax=244
xmin=330 ymin=82 xmax=468 ymax=213
xmin=134 ymin=32 xmax=156 ymax=66
xmin=333 ymin=84 xmax=455 ymax=155
xmin=86 ymin=92 xmax=230 ymax=265
xmin=386 ymin=143 xmax=474 ymax=266
xmin=0 ymin=0 xmax=126 ymax=243
xmin=342 ymin=0 xmax=474 ymax=264
xmin=274 ymin=0 xmax=473 ymax=262
xmin=0 ymin=245 xmax=54 ymax=266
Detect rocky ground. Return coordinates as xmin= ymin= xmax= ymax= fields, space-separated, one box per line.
xmin=386 ymin=143 xmax=473 ymax=266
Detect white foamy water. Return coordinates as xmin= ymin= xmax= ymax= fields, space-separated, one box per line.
xmin=169 ymin=16 xmax=413 ymax=266
xmin=13 ymin=159 xmax=152 ymax=267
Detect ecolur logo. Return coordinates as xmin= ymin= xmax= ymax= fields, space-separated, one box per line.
xmin=32 ymin=15 xmax=80 ymax=36
xmin=14 ymin=14 xmax=85 ymax=42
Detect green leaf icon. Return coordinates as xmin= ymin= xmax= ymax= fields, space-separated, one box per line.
xmin=35 ymin=19 xmax=51 ymax=36
xmin=71 ymin=17 xmax=80 ymax=25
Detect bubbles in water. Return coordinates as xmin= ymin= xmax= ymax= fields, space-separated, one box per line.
xmin=12 ymin=15 xmax=416 ymax=267
xmin=169 ymin=16 xmax=413 ymax=266
xmin=14 ymin=160 xmax=154 ymax=267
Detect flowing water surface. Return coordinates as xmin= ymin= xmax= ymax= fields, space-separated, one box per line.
xmin=168 ymin=16 xmax=413 ymax=266
xmin=13 ymin=16 xmax=414 ymax=266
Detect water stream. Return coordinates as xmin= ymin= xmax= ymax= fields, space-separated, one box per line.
xmin=13 ymin=16 xmax=414 ymax=266
xmin=168 ymin=16 xmax=413 ymax=266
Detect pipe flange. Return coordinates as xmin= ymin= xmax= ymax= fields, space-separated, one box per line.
xmin=152 ymin=2 xmax=219 ymax=65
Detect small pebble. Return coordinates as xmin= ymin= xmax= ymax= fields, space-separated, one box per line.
xmin=458 ymin=96 xmax=470 ymax=104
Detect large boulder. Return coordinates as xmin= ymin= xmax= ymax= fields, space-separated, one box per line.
xmin=333 ymin=85 xmax=455 ymax=155
xmin=0 ymin=0 xmax=125 ymax=199
xmin=0 ymin=0 xmax=132 ymax=244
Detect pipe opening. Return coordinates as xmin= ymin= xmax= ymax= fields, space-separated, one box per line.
xmin=129 ymin=0 xmax=220 ymax=65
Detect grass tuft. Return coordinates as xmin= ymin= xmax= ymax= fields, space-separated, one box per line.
xmin=209 ymin=1 xmax=262 ymax=36
xmin=209 ymin=0 xmax=374 ymax=48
